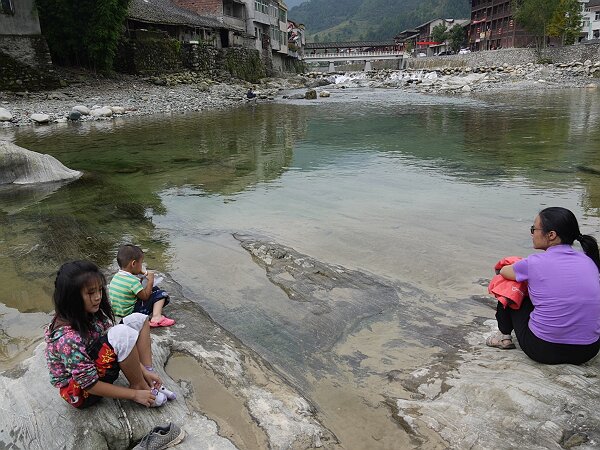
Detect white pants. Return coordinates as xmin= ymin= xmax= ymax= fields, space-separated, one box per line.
xmin=107 ymin=313 xmax=148 ymax=362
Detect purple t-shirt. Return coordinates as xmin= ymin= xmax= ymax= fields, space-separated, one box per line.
xmin=513 ymin=244 xmax=600 ymax=345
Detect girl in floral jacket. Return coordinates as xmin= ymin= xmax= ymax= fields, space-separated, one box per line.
xmin=45 ymin=260 xmax=174 ymax=408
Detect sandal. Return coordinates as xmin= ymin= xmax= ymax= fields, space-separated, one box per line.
xmin=149 ymin=316 xmax=176 ymax=328
xmin=486 ymin=331 xmax=516 ymax=350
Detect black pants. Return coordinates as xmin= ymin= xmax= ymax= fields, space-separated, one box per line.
xmin=495 ymin=297 xmax=600 ymax=365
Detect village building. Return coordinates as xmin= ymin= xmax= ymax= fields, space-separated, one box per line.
xmin=286 ymin=19 xmax=305 ymax=58
xmin=468 ymin=0 xmax=532 ymax=51
xmin=127 ymin=0 xmax=243 ymax=48
xmin=170 ymin=0 xmax=295 ymax=72
xmin=468 ymin=0 xmax=591 ymax=50
xmin=583 ymin=0 xmax=600 ymax=40
xmin=394 ymin=18 xmax=469 ymax=56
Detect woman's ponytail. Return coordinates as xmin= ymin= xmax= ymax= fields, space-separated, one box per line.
xmin=579 ymin=234 xmax=600 ymax=272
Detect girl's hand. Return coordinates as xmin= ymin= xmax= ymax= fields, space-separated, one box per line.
xmin=132 ymin=389 xmax=156 ymax=407
xmin=142 ymin=366 xmax=162 ymax=389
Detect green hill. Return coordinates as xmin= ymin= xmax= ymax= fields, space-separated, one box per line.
xmin=288 ymin=0 xmax=471 ymax=42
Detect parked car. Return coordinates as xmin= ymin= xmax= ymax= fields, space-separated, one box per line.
xmin=417 ymin=52 xmax=427 ymax=57
xmin=458 ymin=48 xmax=471 ymax=54
xmin=437 ymin=50 xmax=454 ymax=56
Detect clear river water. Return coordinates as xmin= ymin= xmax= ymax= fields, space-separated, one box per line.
xmin=1 ymin=87 xmax=600 ymax=448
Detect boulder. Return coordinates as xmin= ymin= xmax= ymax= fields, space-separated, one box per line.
xmin=0 ymin=107 xmax=13 ymax=121
xmin=0 ymin=141 xmax=81 ymax=184
xmin=68 ymin=111 xmax=82 ymax=121
xmin=91 ymin=107 xmax=113 ymax=117
xmin=72 ymin=105 xmax=91 ymax=115
xmin=30 ymin=113 xmax=50 ymax=124
xmin=110 ymin=106 xmax=126 ymax=115
xmin=304 ymin=89 xmax=317 ymax=100
xmin=319 ymin=90 xmax=331 ymax=98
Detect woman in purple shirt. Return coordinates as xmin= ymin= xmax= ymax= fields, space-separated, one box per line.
xmin=487 ymin=207 xmax=600 ymax=364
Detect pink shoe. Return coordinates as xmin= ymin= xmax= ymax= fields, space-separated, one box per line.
xmin=149 ymin=316 xmax=176 ymax=327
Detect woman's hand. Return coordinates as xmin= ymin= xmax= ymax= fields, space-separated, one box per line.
xmin=142 ymin=365 xmax=162 ymax=389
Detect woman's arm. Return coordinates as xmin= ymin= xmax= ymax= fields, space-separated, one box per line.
xmin=86 ymin=381 xmax=156 ymax=407
xmin=499 ymin=264 xmax=516 ymax=280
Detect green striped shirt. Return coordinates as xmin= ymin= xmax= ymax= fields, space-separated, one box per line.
xmin=109 ymin=271 xmax=143 ymax=317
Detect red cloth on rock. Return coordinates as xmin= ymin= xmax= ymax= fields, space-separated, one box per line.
xmin=488 ymin=256 xmax=528 ymax=310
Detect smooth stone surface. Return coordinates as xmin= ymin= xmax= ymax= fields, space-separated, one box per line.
xmin=91 ymin=106 xmax=113 ymax=117
xmin=392 ymin=319 xmax=600 ymax=449
xmin=0 ymin=107 xmax=13 ymax=121
xmin=110 ymin=106 xmax=126 ymax=114
xmin=0 ymin=141 xmax=82 ymax=184
xmin=30 ymin=113 xmax=50 ymax=124
xmin=72 ymin=105 xmax=90 ymax=115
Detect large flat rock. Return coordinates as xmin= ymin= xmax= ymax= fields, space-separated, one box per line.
xmin=235 ymin=236 xmax=600 ymax=449
xmin=0 ymin=278 xmax=337 ymax=449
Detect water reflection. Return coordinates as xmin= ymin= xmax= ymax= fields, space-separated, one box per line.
xmin=1 ymin=90 xmax=599 ymax=313
xmin=2 ymin=105 xmax=308 ymax=312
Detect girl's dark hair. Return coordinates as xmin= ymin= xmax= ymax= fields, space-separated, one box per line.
xmin=52 ymin=260 xmax=114 ymax=336
xmin=539 ymin=207 xmax=600 ymax=271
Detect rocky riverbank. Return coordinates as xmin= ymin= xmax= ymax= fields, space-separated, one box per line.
xmin=0 ymin=70 xmax=305 ymax=128
xmin=2 ymin=60 xmax=599 ymax=128
xmin=309 ymin=59 xmax=600 ymax=95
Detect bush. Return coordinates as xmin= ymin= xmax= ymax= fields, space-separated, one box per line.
xmin=35 ymin=0 xmax=130 ymax=71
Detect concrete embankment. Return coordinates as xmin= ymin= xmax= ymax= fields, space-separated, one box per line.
xmin=406 ymin=42 xmax=600 ymax=70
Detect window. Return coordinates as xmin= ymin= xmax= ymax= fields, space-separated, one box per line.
xmin=255 ymin=0 xmax=268 ymax=14
xmin=596 ymin=11 xmax=600 ymax=21
xmin=1 ymin=0 xmax=15 ymax=15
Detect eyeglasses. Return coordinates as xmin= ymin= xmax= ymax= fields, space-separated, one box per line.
xmin=530 ymin=226 xmax=543 ymax=234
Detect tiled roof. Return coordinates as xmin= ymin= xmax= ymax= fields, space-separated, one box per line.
xmin=128 ymin=0 xmax=231 ymax=29
xmin=588 ymin=0 xmax=600 ymax=7
xmin=305 ymin=41 xmax=395 ymax=49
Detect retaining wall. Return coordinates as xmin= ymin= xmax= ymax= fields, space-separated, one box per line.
xmin=116 ymin=38 xmax=266 ymax=82
xmin=0 ymin=35 xmax=60 ymax=91
xmin=406 ymin=43 xmax=600 ymax=70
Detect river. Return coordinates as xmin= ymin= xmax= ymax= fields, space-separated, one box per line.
xmin=1 ymin=87 xmax=600 ymax=448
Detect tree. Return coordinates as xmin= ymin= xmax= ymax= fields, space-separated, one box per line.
xmin=547 ymin=0 xmax=583 ymax=45
xmin=512 ymin=0 xmax=560 ymax=51
xmin=448 ymin=25 xmax=466 ymax=53
xmin=431 ymin=23 xmax=448 ymax=43
xmin=35 ymin=0 xmax=131 ymax=71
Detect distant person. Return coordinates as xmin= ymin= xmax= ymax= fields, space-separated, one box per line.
xmin=45 ymin=260 xmax=177 ymax=409
xmin=246 ymin=88 xmax=257 ymax=100
xmin=487 ymin=207 xmax=600 ymax=364
xmin=109 ymin=244 xmax=174 ymax=327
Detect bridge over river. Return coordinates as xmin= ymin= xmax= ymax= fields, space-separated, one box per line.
xmin=303 ymin=40 xmax=405 ymax=72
